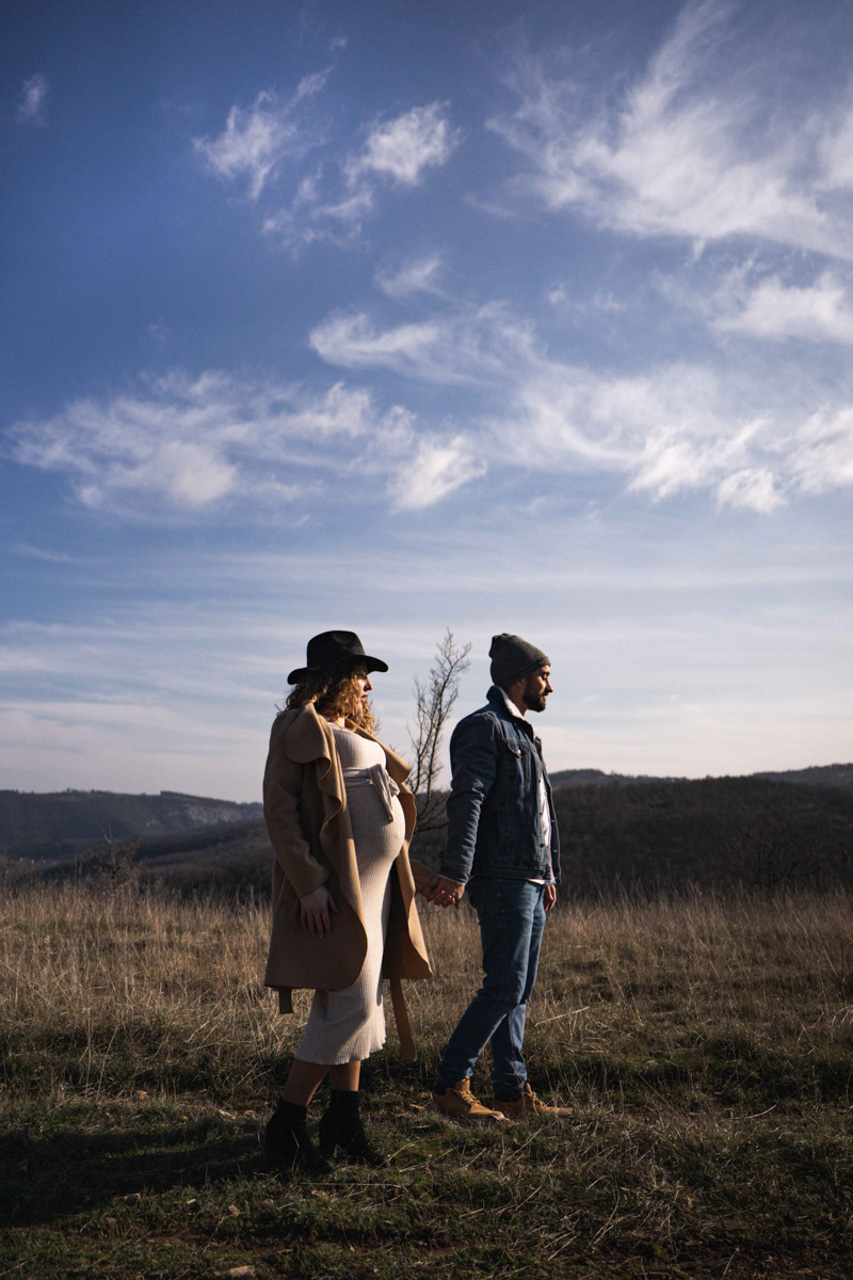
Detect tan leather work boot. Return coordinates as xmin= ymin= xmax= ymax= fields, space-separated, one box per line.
xmin=431 ymin=1078 xmax=507 ymax=1122
xmin=492 ymin=1082 xmax=572 ymax=1119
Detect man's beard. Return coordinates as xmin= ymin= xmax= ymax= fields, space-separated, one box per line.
xmin=526 ymin=691 xmax=548 ymax=713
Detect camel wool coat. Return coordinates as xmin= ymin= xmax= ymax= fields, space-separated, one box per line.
xmin=262 ymin=701 xmax=432 ymax=1057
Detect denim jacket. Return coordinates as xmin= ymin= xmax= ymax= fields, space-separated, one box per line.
xmin=440 ymin=686 xmax=560 ymax=886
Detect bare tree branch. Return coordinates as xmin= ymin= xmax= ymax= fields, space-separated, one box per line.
xmin=408 ymin=630 xmax=471 ymax=834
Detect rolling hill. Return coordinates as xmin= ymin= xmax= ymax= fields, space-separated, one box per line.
xmin=4 ymin=765 xmax=853 ymax=898
xmin=0 ymin=790 xmax=263 ymax=862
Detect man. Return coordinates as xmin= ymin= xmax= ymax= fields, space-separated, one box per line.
xmin=424 ymin=633 xmax=569 ymax=1122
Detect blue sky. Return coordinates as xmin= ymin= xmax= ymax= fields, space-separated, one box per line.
xmin=2 ymin=0 xmax=852 ymax=801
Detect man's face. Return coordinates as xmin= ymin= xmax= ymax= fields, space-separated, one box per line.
xmin=522 ymin=665 xmax=552 ymax=713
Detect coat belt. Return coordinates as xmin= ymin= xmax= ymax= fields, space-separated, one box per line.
xmin=342 ymin=763 xmax=401 ymax=820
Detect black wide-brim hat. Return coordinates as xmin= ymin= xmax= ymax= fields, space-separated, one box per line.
xmin=287 ymin=630 xmax=389 ymax=685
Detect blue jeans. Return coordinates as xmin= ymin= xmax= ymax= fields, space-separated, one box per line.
xmin=436 ymin=878 xmax=547 ymax=1096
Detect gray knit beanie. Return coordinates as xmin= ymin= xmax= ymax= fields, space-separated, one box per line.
xmin=489 ymin=633 xmax=550 ymax=689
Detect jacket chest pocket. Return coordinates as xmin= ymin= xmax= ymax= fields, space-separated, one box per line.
xmin=504 ymin=739 xmax=533 ymax=790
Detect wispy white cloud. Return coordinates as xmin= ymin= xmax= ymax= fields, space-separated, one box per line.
xmin=375 ymin=254 xmax=445 ymax=299
xmin=260 ymin=187 xmax=369 ymax=253
xmin=16 ymin=73 xmax=49 ymax=126
xmin=12 ymin=543 xmax=89 ymax=566
xmin=819 ymin=103 xmax=853 ymax=191
xmin=489 ymin=350 xmax=790 ymax=512
xmin=489 ymin=0 xmax=853 ymax=260
xmin=345 ymin=102 xmax=460 ymax=188
xmin=200 ymin=90 xmax=459 ymax=249
xmin=8 ymin=373 xmax=377 ymax=516
xmin=492 ymin=340 xmax=853 ymax=512
xmin=7 ymin=370 xmax=484 ymax=518
xmin=11 ymin=285 xmax=853 ymax=527
xmin=310 ymin=303 xmax=534 ymax=384
xmin=310 ymin=291 xmax=853 ymax=514
xmin=193 ymin=72 xmax=329 ymax=199
xmin=545 ymin=281 xmax=626 ymax=314
xmin=310 ymin=312 xmax=448 ymax=378
xmin=788 ymin=406 xmax=853 ymax=497
xmin=714 ymin=271 xmax=853 ymax=344
xmin=388 ymin=434 xmax=486 ymax=511
xmin=626 ymin=417 xmax=783 ymax=512
xmin=715 ymin=468 xmax=783 ymax=514
xmin=292 ymin=102 xmax=459 ymax=245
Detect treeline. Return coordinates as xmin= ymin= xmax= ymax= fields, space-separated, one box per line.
xmin=547 ymin=762 xmax=853 ymax=793
xmin=552 ymin=776 xmax=853 ymax=895
xmin=412 ymin=776 xmax=853 ymax=896
xmin=6 ymin=777 xmax=853 ymax=901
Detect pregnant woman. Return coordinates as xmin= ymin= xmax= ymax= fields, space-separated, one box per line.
xmin=262 ymin=630 xmax=432 ymax=1172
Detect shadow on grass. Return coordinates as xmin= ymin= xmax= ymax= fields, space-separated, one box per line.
xmin=0 ymin=1115 xmax=263 ymax=1228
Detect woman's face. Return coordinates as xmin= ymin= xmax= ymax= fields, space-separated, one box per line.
xmin=352 ymin=667 xmax=373 ymax=704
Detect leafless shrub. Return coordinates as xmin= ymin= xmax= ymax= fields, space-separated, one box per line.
xmin=407 ymin=629 xmax=470 ymax=834
xmin=89 ymin=838 xmax=140 ymax=892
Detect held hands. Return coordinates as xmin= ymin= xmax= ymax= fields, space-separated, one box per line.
xmin=421 ymin=874 xmax=466 ymax=909
xmin=299 ymin=885 xmax=340 ymax=937
xmin=420 ymin=876 xmax=554 ymax=911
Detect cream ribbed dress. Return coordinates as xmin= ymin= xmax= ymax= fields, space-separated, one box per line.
xmin=294 ymin=726 xmax=406 ymax=1065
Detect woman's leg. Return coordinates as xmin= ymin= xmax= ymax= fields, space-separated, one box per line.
xmin=314 ymin=1059 xmax=387 ymax=1167
xmin=329 ymin=1060 xmax=360 ymax=1091
xmin=281 ymin=1056 xmax=361 ymax=1104
xmin=267 ymin=1058 xmax=333 ymax=1173
xmin=280 ymin=1058 xmax=331 ymax=1106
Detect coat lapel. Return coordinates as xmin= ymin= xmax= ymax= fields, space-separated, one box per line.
xmin=285 ymin=701 xmax=333 ymax=764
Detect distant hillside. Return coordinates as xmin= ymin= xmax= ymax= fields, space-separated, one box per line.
xmin=549 ymin=763 xmax=853 ymax=793
xmin=7 ymin=768 xmax=853 ymax=899
xmin=552 ymin=777 xmax=853 ymax=896
xmin=0 ymin=790 xmax=263 ymax=861
xmin=35 ymin=818 xmax=276 ymax=896
xmin=549 ymin=768 xmax=687 ymax=789
xmin=752 ymin=763 xmax=853 ymax=791
xmin=409 ymin=776 xmax=853 ymax=896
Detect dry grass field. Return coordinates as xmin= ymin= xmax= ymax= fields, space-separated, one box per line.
xmin=2 ymin=879 xmax=852 ymax=1279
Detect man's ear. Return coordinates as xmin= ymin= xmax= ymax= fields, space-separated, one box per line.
xmin=504 ymin=677 xmax=525 ymax=706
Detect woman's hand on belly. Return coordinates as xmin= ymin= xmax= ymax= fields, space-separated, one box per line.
xmin=299 ymin=885 xmax=340 ymax=937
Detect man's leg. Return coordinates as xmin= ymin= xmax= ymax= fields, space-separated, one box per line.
xmin=486 ymin=885 xmax=572 ymax=1119
xmin=435 ymin=878 xmax=541 ymax=1089
xmin=489 ymin=882 xmax=546 ymax=1096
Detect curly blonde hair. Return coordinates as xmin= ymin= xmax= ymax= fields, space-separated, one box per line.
xmin=285 ymin=660 xmax=377 ymax=734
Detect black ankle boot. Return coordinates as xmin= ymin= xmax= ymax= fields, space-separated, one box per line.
xmin=265 ymin=1100 xmax=330 ymax=1174
xmin=318 ymin=1089 xmax=389 ymax=1168
xmin=317 ymin=1090 xmax=339 ymax=1159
